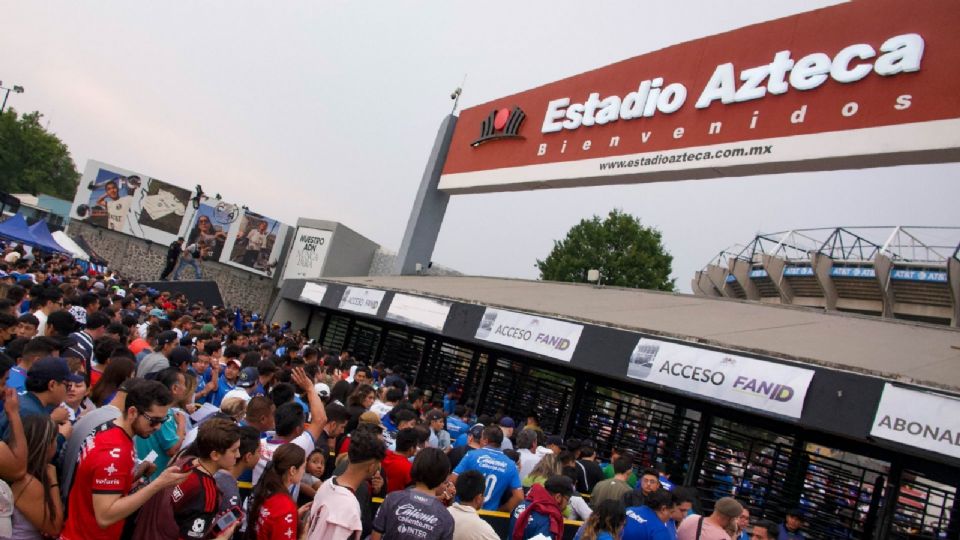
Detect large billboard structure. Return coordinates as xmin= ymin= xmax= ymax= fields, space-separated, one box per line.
xmin=396 ymin=0 xmax=960 ymax=273
xmin=70 ymin=159 xmax=289 ymax=276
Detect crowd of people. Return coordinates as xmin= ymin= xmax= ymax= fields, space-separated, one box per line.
xmin=0 ymin=244 xmax=810 ymax=540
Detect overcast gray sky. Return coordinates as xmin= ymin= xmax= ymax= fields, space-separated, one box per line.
xmin=4 ymin=1 xmax=958 ymax=291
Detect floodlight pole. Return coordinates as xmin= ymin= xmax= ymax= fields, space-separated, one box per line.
xmin=0 ymin=83 xmax=24 ymax=113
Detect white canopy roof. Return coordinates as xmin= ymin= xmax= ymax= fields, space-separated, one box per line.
xmin=52 ymin=230 xmax=89 ymax=260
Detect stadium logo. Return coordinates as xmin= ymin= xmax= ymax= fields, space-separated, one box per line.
xmin=472 ymin=106 xmax=526 ymax=147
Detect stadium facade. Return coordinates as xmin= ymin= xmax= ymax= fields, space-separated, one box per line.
xmin=692 ymin=227 xmax=960 ymax=327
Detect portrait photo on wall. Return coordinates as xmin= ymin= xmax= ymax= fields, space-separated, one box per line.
xmin=136 ymin=178 xmax=190 ymax=235
xmin=187 ymin=202 xmax=236 ymax=261
xmin=75 ymin=168 xmax=142 ymax=233
xmin=228 ymin=211 xmax=279 ymax=273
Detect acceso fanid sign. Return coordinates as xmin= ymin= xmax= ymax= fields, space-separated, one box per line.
xmin=627 ymin=338 xmax=814 ymax=419
xmin=474 ymin=307 xmax=583 ymax=362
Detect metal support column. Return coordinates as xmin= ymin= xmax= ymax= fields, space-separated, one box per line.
xmin=685 ymin=412 xmax=713 ymax=489
xmin=560 ymin=377 xmax=587 ymax=440
xmin=395 ymin=115 xmax=458 ymax=275
xmin=874 ymin=459 xmax=904 ymax=539
xmin=862 ymin=474 xmax=885 ymax=539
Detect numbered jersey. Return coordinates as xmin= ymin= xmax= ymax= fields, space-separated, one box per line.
xmin=453 ymin=447 xmax=522 ymax=511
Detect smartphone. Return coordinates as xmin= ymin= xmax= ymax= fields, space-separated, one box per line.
xmin=143 ymin=450 xmax=159 ymax=464
xmin=212 ymin=506 xmax=244 ymax=535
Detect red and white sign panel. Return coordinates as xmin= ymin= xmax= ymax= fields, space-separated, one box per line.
xmin=439 ymin=0 xmax=960 ymax=193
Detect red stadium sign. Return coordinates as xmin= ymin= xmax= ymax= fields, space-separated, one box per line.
xmin=438 ymin=0 xmax=960 ymax=193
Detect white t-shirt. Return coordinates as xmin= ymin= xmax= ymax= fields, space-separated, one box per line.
xmin=369 ymin=400 xmax=393 ymax=418
xmin=304 ymin=478 xmax=362 ymax=540
xmin=253 ymin=431 xmax=315 ymax=501
xmin=246 ymin=229 xmax=268 ymax=251
xmin=33 ymin=310 xmax=48 ymax=336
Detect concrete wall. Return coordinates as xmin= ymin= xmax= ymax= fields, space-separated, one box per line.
xmin=68 ymin=220 xmax=277 ymax=312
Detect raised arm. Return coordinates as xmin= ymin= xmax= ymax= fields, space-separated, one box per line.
xmin=292 ymin=366 xmax=326 ymax=440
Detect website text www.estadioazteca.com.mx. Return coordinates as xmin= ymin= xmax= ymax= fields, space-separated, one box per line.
xmin=598 ymin=144 xmax=773 ymax=170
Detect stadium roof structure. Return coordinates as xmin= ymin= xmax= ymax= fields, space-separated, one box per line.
xmin=693 ymin=226 xmax=960 ymax=327
xmin=282 ymin=274 xmax=960 ymax=394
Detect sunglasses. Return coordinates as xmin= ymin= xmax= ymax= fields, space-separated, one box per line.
xmin=138 ymin=409 xmax=167 ymax=427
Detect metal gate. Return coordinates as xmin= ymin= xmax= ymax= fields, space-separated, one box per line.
xmin=697 ymin=419 xmax=795 ymax=523
xmin=345 ymin=320 xmax=382 ymax=365
xmin=321 ymin=313 xmax=351 ymax=353
xmin=417 ymin=340 xmax=483 ymax=407
xmin=798 ymin=447 xmax=888 ymax=539
xmin=378 ymin=328 xmax=428 ymax=383
xmin=567 ymin=382 xmax=700 ymax=476
xmin=479 ymin=356 xmax=575 ymax=435
xmin=889 ymin=468 xmax=957 ymax=539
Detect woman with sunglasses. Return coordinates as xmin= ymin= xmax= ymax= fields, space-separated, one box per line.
xmin=189 ymin=214 xmax=227 ymax=261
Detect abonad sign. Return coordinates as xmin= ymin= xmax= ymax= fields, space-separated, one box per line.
xmin=439 ymin=0 xmax=960 ymax=193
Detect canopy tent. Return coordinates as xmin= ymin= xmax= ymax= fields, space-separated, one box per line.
xmin=27 ymin=220 xmax=71 ymax=254
xmin=52 ymin=231 xmax=89 ymax=260
xmin=0 ymin=214 xmax=70 ymax=254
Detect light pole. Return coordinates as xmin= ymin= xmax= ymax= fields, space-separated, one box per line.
xmin=0 ymin=82 xmax=25 ymax=113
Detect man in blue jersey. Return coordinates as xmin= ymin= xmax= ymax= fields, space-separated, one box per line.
xmin=446 ymin=405 xmax=471 ymax=443
xmin=211 ymin=356 xmax=241 ymax=406
xmin=451 ymin=424 xmax=523 ymax=512
xmin=623 ymin=489 xmax=678 ymax=540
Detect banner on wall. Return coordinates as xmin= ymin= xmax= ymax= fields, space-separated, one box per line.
xmin=220 ymin=209 xmax=290 ymax=277
xmin=281 ymin=227 xmax=333 ymax=281
xmin=298 ymin=282 xmax=329 ymax=306
xmin=871 ymin=384 xmax=960 ymax=460
xmin=339 ymin=286 xmax=386 ymax=316
xmin=386 ymin=294 xmax=451 ymax=332
xmin=184 ymin=201 xmax=239 ymax=262
xmin=474 ymin=307 xmax=583 ymax=362
xmin=626 ymin=338 xmax=814 ymax=418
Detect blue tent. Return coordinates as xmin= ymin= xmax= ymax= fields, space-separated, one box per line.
xmin=0 ymin=214 xmax=68 ymax=253
xmin=27 ymin=219 xmax=70 ymax=254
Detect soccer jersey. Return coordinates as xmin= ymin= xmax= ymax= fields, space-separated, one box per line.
xmin=373 ymin=488 xmax=455 ymax=540
xmin=623 ymin=505 xmax=672 ymax=540
xmin=254 ymin=492 xmax=297 ymax=540
xmin=253 ymin=431 xmax=315 ymax=501
xmin=453 ymin=446 xmax=521 ymax=511
xmin=61 ymin=422 xmax=136 ymax=540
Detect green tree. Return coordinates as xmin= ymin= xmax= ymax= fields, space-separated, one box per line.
xmin=0 ymin=109 xmax=80 ymax=200
xmin=536 ymin=209 xmax=675 ymax=291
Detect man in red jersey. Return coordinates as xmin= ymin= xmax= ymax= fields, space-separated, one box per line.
xmin=61 ymin=379 xmax=190 ymax=540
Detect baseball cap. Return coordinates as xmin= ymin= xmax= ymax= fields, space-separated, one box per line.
xmin=27 ymin=357 xmax=84 ymax=385
xmin=168 ymin=346 xmax=193 ymax=368
xmin=468 ymin=423 xmax=484 ymax=440
xmin=359 ymin=411 xmax=384 ymax=428
xmin=92 ymin=281 xmax=105 ymax=290
xmin=545 ymin=435 xmax=564 ymax=447
xmin=314 ymin=383 xmax=330 ymax=398
xmin=156 ymin=331 xmax=179 ymax=349
xmin=499 ymin=416 xmax=516 ymax=428
xmin=425 ymin=409 xmax=445 ymax=422
xmin=714 ymin=497 xmax=744 ymax=518
xmin=149 ymin=308 xmax=166 ymax=319
xmin=114 ymin=289 xmax=126 ymax=298
xmin=226 ymin=358 xmax=242 ymax=369
xmin=237 ymin=367 xmax=259 ymax=388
